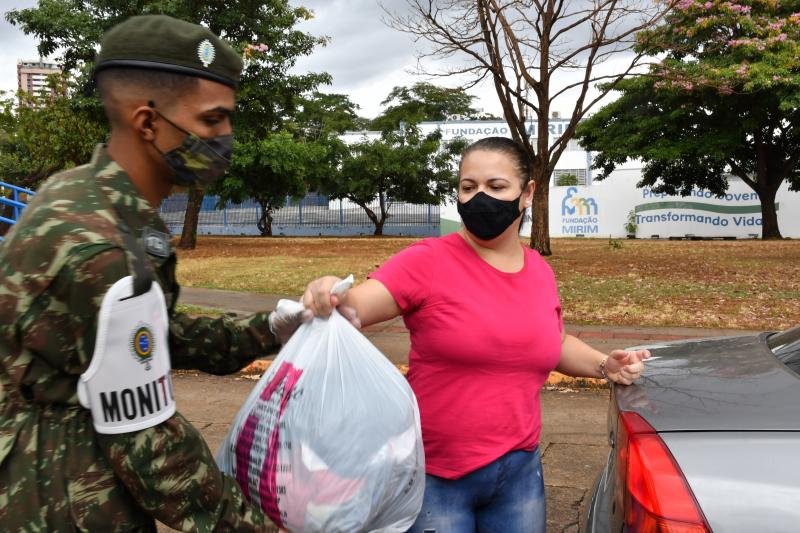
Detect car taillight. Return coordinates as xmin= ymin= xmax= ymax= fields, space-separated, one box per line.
xmin=615 ymin=411 xmax=710 ymax=533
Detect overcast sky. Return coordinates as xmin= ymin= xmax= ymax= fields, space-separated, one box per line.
xmin=0 ymin=0 xmax=40 ymax=97
xmin=286 ymin=0 xmax=518 ymax=118
xmin=0 ymin=0 xmax=632 ymax=119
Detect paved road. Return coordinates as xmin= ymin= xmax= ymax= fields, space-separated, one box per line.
xmin=162 ymin=287 xmax=759 ymax=532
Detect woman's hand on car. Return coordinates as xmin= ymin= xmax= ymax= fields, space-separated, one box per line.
xmin=605 ymin=349 xmax=650 ymax=385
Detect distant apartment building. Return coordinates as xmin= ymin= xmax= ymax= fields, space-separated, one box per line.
xmin=17 ymin=59 xmax=61 ymax=99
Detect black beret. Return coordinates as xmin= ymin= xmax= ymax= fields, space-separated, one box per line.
xmin=94 ymin=15 xmax=243 ymax=88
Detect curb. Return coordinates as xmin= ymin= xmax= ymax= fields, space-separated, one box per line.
xmin=239 ymin=359 xmax=608 ymax=390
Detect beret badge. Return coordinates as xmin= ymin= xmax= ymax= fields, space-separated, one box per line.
xmin=197 ymin=39 xmax=216 ymax=68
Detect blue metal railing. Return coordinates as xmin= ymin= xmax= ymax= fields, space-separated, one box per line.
xmin=0 ymin=182 xmax=35 ymax=242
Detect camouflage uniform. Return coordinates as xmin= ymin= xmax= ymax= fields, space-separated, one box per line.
xmin=0 ymin=145 xmax=279 ymax=531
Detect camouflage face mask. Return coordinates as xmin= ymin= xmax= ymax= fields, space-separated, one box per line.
xmin=152 ymin=109 xmax=233 ymax=187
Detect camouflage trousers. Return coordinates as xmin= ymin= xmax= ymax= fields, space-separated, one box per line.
xmin=0 ymin=400 xmax=277 ymax=532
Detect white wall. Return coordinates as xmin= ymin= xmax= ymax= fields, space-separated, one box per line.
xmin=343 ymin=120 xmax=800 ymax=239
xmin=542 ymin=174 xmax=799 ymax=238
xmin=443 ymin=174 xmax=800 ymax=238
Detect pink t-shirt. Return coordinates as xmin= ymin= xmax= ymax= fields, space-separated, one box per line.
xmin=370 ymin=233 xmax=564 ymax=479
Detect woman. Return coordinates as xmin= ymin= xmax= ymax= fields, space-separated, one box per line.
xmin=301 ymin=137 xmax=648 ymax=533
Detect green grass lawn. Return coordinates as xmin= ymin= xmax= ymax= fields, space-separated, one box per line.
xmin=176 ymin=236 xmax=800 ymax=331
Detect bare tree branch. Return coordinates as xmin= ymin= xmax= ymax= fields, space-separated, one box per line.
xmin=385 ymin=0 xmax=676 ymax=254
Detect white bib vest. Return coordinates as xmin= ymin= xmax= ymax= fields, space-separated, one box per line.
xmin=78 ymin=275 xmax=176 ymax=434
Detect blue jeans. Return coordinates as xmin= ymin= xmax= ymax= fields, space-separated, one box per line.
xmin=407 ymin=447 xmax=546 ymax=533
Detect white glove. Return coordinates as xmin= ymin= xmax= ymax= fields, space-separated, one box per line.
xmin=268 ymin=300 xmax=312 ymax=345
xmin=270 ymin=275 xmax=359 ymax=344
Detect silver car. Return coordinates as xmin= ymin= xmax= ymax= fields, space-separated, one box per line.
xmin=583 ymin=327 xmax=800 ymax=532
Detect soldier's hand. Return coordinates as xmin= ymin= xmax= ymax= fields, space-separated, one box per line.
xmin=268 ymin=302 xmax=313 ymax=345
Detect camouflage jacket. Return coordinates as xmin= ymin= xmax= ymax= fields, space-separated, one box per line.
xmin=0 ymin=145 xmax=279 ymax=532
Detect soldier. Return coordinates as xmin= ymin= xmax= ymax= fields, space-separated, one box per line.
xmin=0 ymin=14 xmax=306 ymax=531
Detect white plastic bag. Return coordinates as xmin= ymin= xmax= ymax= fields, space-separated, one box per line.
xmin=217 ymin=293 xmax=424 ymax=532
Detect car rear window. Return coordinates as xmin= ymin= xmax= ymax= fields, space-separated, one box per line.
xmin=769 ymin=327 xmax=800 ymax=375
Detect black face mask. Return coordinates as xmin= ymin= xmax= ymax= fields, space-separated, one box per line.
xmin=457 ymin=191 xmax=523 ymax=240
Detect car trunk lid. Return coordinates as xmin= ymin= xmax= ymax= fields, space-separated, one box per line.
xmin=614 ymin=334 xmax=800 ymax=431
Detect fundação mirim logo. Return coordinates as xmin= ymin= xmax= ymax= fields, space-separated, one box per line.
xmin=560 ymin=187 xmax=600 ymax=235
xmin=561 ymin=187 xmax=598 ymax=216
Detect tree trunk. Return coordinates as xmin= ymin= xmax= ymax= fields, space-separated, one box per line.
xmin=759 ymin=185 xmax=782 ymax=239
xmin=178 ymin=186 xmax=204 ymax=250
xmin=529 ymin=171 xmax=552 ymax=255
xmin=352 ymin=198 xmax=380 ymax=235
xmin=529 ymin=162 xmax=554 ymax=256
xmin=528 ymin=6 xmax=553 ymax=257
xmin=375 ymin=191 xmax=387 ymax=236
xmin=256 ymin=201 xmax=273 ymax=236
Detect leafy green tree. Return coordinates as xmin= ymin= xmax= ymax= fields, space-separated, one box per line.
xmin=209 ymin=91 xmax=367 ymax=238
xmin=291 ymin=91 xmax=366 ymax=137
xmin=6 ymin=0 xmax=328 ymax=248
xmin=0 ymin=74 xmax=107 ymax=190
xmin=198 ymin=40 xmax=333 ymax=242
xmin=370 ymin=82 xmax=478 ymax=133
xmin=576 ymin=0 xmax=800 ymax=239
xmin=6 ymin=1 xmax=323 ymax=73
xmin=212 ymin=131 xmax=336 ymax=236
xmin=318 ymin=128 xmax=467 ymax=235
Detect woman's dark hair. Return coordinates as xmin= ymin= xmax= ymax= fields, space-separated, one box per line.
xmin=460 ymin=136 xmax=532 ymax=188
